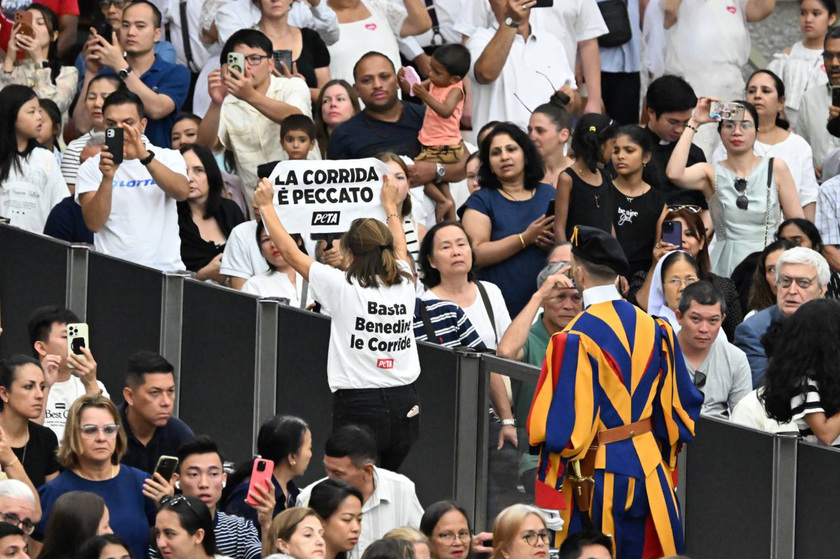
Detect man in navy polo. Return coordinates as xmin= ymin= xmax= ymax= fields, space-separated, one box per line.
xmin=85 ymin=0 xmax=190 ymax=147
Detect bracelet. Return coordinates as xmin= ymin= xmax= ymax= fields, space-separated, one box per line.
xmin=3 ymin=457 xmax=19 ymax=469
xmin=501 ymin=419 xmax=516 ymax=427
xmin=386 ymin=213 xmax=400 ymax=221
xmin=518 ymin=233 xmax=527 ymax=249
xmin=685 ymin=123 xmax=698 ymax=133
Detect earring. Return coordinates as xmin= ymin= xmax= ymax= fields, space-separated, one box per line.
xmin=290 ymin=459 xmax=296 ymax=466
xmin=222 ymin=481 xmax=226 ymax=488
xmin=175 ymin=481 xmax=180 ymax=489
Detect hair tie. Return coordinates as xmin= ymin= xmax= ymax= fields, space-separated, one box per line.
xmin=378 ymin=243 xmax=392 ymax=251
xmin=588 ymin=126 xmax=597 ymax=132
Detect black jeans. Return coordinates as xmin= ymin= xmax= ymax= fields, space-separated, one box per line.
xmin=601 ymin=71 xmax=641 ymax=125
xmin=332 ymin=384 xmax=420 ymax=472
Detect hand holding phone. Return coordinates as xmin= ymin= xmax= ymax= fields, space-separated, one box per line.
xmin=273 ymin=50 xmax=293 ymax=74
xmin=66 ymin=323 xmax=89 ymax=369
xmin=402 ymin=66 xmax=421 ymax=96
xmin=154 ymin=455 xmax=179 ymax=482
xmin=105 ymin=128 xmax=124 ymax=165
xmin=13 ymin=11 xmax=35 ymax=39
xmin=661 ymin=220 xmax=682 ymax=247
xmin=245 ymin=458 xmax=274 ymax=507
xmin=227 ymin=52 xmax=245 ymax=77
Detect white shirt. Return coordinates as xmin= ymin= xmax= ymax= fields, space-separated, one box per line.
xmin=308 ymin=260 xmax=420 ymax=392
xmin=731 ymin=388 xmax=797 ymax=434
xmin=398 ymin=0 xmax=463 ymax=60
xmin=218 ymin=75 xmax=312 ymax=208
xmin=467 ymin=23 xmax=576 ymax=132
xmin=154 ymin=0 xmax=220 ymax=72
xmin=582 ymin=283 xmax=622 ymax=308
xmin=296 ymin=467 xmax=424 ymax=559
xmin=0 ymin=147 xmax=68 ymax=233
xmin=215 ymin=0 xmax=340 ymax=46
xmin=45 ymin=376 xmax=109 ymax=443
xmin=797 ymin=84 xmax=840 ymax=170
xmin=422 ymin=281 xmax=511 ymax=350
xmin=220 ymin=220 xmax=270 ymax=280
xmin=711 ymin=133 xmax=819 ymax=206
xmin=75 ymin=144 xmax=187 ymax=271
xmin=454 ymin=0 xmax=606 ymax=73
xmin=242 ymin=270 xmax=306 ymax=307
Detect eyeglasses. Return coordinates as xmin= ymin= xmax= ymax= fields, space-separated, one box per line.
xmin=521 ymin=530 xmax=551 ymax=547
xmin=666 ymin=276 xmax=699 ymax=287
xmin=435 ymin=531 xmax=471 ymax=545
xmin=777 ymin=275 xmax=818 ymax=289
xmin=98 ymin=0 xmax=127 ymax=8
xmin=721 ymin=120 xmax=755 ymax=132
xmin=244 ymin=54 xmax=270 ymax=66
xmin=80 ymin=423 xmax=120 ymax=438
xmin=0 ymin=513 xmax=34 ymax=535
xmin=734 ymin=177 xmax=749 ymax=210
xmin=823 ymin=51 xmax=840 ymax=62
xmin=668 ymin=204 xmax=702 ymax=213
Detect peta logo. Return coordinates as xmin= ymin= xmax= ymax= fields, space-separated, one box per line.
xmin=312 ymin=211 xmax=340 ymax=225
xmin=376 ymin=359 xmax=394 ymax=369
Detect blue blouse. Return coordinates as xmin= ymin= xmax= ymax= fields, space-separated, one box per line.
xmin=462 ymin=184 xmax=556 ymax=316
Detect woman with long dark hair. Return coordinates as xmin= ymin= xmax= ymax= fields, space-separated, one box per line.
xmin=155 ymin=496 xmax=221 ymax=559
xmin=461 ymin=122 xmax=555 ymax=317
xmin=223 ymin=415 xmax=311 ymax=535
xmin=308 ymin=479 xmax=363 ymax=559
xmin=253 ymin=173 xmax=420 ymax=471
xmin=314 ymin=80 xmax=359 ymax=159
xmin=666 ymin=97 xmax=803 ymax=277
xmin=177 ymin=143 xmax=245 ymax=282
xmin=39 ymin=492 xmax=112 ymax=559
xmin=0 ymin=84 xmax=67 ymax=233
xmin=0 ymin=5 xmax=78 ymax=120
xmin=746 ymin=239 xmax=795 ymax=315
xmin=527 ymin=97 xmax=573 ymax=187
xmin=75 ymin=534 xmax=133 ymax=559
xmin=762 ymin=298 xmax=840 ymax=445
xmin=711 ymin=70 xmax=818 ymax=220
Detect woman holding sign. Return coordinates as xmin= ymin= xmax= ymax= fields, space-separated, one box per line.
xmin=254 ymin=174 xmax=420 ymax=472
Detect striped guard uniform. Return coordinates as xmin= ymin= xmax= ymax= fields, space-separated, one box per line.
xmin=528 ymin=296 xmax=703 ymax=559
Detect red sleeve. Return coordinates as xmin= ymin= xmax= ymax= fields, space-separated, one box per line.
xmin=34 ymin=0 xmax=80 ymax=16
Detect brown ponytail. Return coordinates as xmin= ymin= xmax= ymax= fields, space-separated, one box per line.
xmin=341 ymin=218 xmax=413 ymax=288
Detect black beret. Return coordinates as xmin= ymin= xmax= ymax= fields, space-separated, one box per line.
xmin=570 ymin=225 xmax=629 ymax=277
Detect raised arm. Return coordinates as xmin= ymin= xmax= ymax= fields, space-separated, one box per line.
xmin=381 ymin=175 xmax=410 ymax=265
xmin=745 ymin=0 xmax=775 ymax=22
xmin=665 ymin=98 xmax=716 ymax=197
xmin=254 ymin=179 xmax=315 ymax=280
xmin=400 ymin=0 xmax=432 ymax=36
xmin=663 ymin=0 xmax=682 ymax=28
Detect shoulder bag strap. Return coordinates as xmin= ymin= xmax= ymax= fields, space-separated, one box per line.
xmin=763 ymin=157 xmax=774 ymax=247
xmin=475 ymin=281 xmax=498 ymax=344
xmin=179 ymin=0 xmax=195 ymax=72
xmin=418 ymin=300 xmax=437 ymax=341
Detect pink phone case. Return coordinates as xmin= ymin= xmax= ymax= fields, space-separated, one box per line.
xmin=244 ymin=458 xmax=274 ymax=506
xmin=402 ymin=66 xmax=421 ymax=96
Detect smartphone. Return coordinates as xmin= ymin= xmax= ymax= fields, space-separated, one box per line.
xmin=105 ymin=128 xmax=124 ymax=165
xmin=661 ymin=220 xmax=682 ymax=247
xmin=227 ymin=52 xmax=245 ymax=77
xmin=244 ymin=458 xmax=274 ymax=506
xmin=154 ymin=455 xmax=179 ymax=482
xmin=402 ymin=66 xmax=421 ymax=96
xmin=832 ymin=86 xmax=840 ymax=108
xmin=534 ymin=0 xmax=554 ymax=6
xmin=545 ymin=199 xmax=555 ymax=219
xmin=95 ymin=21 xmax=114 ymax=43
xmin=709 ymin=102 xmax=745 ymax=121
xmin=13 ymin=11 xmax=35 ymax=39
xmin=66 ymin=323 xmax=89 ymax=369
xmin=272 ymin=49 xmax=293 ymax=74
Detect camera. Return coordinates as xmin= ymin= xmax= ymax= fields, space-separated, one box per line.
xmin=710 ymin=102 xmax=745 ymax=121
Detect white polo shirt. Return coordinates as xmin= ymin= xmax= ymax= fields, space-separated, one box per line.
xmin=75 ymin=144 xmax=187 ymax=271
xmin=467 ymin=22 xmax=576 ymax=132
xmin=297 ymin=467 xmax=424 ymax=559
xmin=798 ymin=85 xmax=840 ymax=170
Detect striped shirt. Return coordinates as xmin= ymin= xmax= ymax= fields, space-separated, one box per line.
xmin=817 ymin=175 xmax=840 ymax=246
xmin=404 ymin=216 xmax=420 ymax=270
xmin=790 ymin=378 xmax=840 ymax=445
xmin=150 ymin=511 xmax=260 ymax=559
xmin=413 ymin=298 xmax=486 ymax=349
xmin=61 ymin=132 xmax=91 ymax=185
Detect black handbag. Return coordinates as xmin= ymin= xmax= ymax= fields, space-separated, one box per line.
xmin=597 ymin=0 xmax=633 ymax=48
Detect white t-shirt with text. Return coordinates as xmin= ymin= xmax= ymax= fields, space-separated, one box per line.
xmin=45 ymin=376 xmax=109 ymax=443
xmin=0 ymin=147 xmax=68 ymax=233
xmin=308 ymin=260 xmax=420 ymax=392
xmin=75 ymin=145 xmax=187 ymax=271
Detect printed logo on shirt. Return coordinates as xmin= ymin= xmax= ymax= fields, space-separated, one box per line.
xmin=726 ymin=5 xmax=737 ymax=13
xmin=112 ymin=178 xmax=158 ymax=188
xmin=617 ymin=207 xmax=638 ymax=226
xmin=365 ymin=23 xmax=377 ymax=30
xmin=376 ymin=359 xmax=394 ymax=369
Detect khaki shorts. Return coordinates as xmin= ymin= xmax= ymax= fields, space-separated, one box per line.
xmin=415 ymin=142 xmax=465 ymax=164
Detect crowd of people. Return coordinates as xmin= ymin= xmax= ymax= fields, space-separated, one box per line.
xmin=2 ymin=0 xmax=840 ymax=556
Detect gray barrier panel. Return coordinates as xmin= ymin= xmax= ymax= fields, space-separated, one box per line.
xmin=685 ymin=417 xmax=775 ymax=558
xmin=0 ymin=226 xmax=69 ymax=356
xmin=179 ymin=279 xmax=258 ymax=463
xmin=86 ymin=252 xmax=162 ymax=398
xmin=273 ymin=304 xmax=462 ymax=506
xmin=795 ymin=442 xmax=840 ymax=557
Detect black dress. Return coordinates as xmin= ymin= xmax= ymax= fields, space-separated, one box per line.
xmin=563 ymin=167 xmax=615 ymax=240
xmin=294 ymin=28 xmax=330 ymax=89
xmin=14 ymin=421 xmax=60 ymax=488
xmin=177 ymin=199 xmax=246 ymax=272
xmin=612 ymin=185 xmax=666 ymax=275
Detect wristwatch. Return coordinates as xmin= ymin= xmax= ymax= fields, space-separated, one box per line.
xmin=139 ymin=151 xmax=156 ymax=166
xmin=501 ymin=419 xmax=516 ymax=427
xmin=504 ymin=17 xmax=520 ymax=28
xmin=118 ymin=66 xmax=132 ymax=80
xmin=39 ymin=60 xmax=49 ymax=69
xmin=434 ymin=163 xmax=446 ymax=183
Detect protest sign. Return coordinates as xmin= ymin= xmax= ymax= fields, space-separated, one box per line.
xmin=265 ymin=158 xmax=390 ymax=235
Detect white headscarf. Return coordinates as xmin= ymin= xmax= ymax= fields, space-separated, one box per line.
xmin=648 ymin=250 xmax=691 ymax=333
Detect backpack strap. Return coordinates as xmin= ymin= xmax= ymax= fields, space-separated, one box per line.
xmin=417 ymin=300 xmax=437 ymax=341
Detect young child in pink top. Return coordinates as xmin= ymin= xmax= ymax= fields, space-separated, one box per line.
xmin=409 ymin=44 xmax=471 ymax=222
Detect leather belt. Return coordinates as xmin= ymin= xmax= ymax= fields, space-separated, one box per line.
xmin=597 ymin=418 xmax=653 ymax=445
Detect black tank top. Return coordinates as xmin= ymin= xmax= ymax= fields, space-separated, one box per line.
xmin=563 ymin=167 xmax=614 ymax=240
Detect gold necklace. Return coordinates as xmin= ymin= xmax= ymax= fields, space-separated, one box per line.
xmin=499 ymin=188 xmax=534 ymax=202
